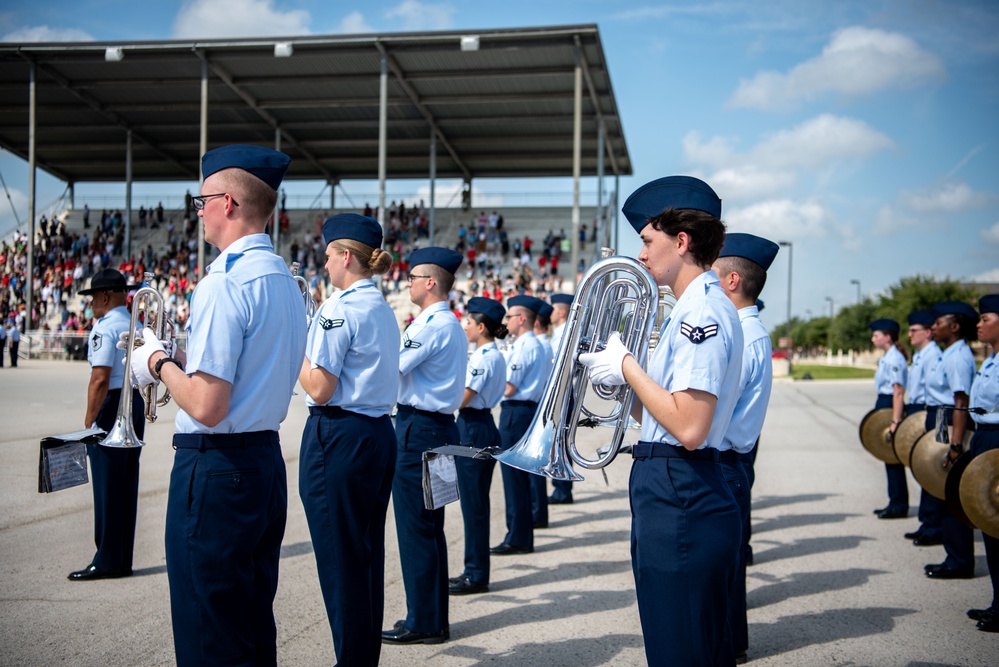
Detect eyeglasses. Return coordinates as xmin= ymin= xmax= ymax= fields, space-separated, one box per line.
xmin=407 ymin=273 xmax=431 ymax=282
xmin=191 ymin=193 xmax=239 ymax=210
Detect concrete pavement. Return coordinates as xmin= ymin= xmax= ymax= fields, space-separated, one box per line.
xmin=1 ymin=362 xmax=995 ymax=665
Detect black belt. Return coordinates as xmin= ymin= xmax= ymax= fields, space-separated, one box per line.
xmin=503 ymin=399 xmax=537 ymax=408
xmin=975 ymin=423 xmax=999 ymax=432
xmin=173 ymin=431 xmax=276 ymax=451
xmin=907 ymin=403 xmax=927 ymax=411
xmin=397 ymin=404 xmax=453 ymax=422
xmin=632 ymin=441 xmax=738 ymax=463
xmin=459 ymin=407 xmax=492 ymax=416
xmin=310 ymin=405 xmax=347 ymax=417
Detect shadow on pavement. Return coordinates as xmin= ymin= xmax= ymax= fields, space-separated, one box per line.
xmin=436 ymin=632 xmax=645 ymax=666
xmin=752 ymin=493 xmax=836 ymax=511
xmin=751 ymin=535 xmax=873 ymax=565
xmin=280 ymin=540 xmax=315 ymax=559
xmin=747 ymin=567 xmax=887 ymax=609
xmin=752 ymin=512 xmax=855 ymax=534
xmin=749 ymin=606 xmax=918 ymax=660
xmin=544 ymin=507 xmax=632 ymax=529
xmin=494 ymin=558 xmax=633 ymax=591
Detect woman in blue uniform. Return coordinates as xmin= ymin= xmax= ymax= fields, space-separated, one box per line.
xmin=579 ymin=176 xmax=743 ymax=666
xmin=967 ymin=294 xmax=999 ymax=631
xmin=869 ymin=318 xmax=909 ymax=519
xmin=449 ymin=296 xmax=508 ymax=596
xmin=298 ymin=213 xmax=401 ymax=667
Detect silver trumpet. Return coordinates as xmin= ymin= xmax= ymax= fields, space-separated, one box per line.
xmin=100 ymin=284 xmax=175 ymax=448
xmin=493 ymin=249 xmax=664 ymax=481
xmin=291 ymin=262 xmax=318 ymax=324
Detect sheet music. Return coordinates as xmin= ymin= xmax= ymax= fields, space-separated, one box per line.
xmin=422 ymin=453 xmax=459 ymax=510
xmin=45 ymin=442 xmax=89 ymax=492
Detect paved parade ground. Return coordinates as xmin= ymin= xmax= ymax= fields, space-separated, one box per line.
xmin=1 ymin=361 xmax=995 ymax=666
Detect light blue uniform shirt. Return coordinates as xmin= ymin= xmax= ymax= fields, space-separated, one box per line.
xmin=504 ymin=331 xmax=547 ymax=402
xmin=640 ymin=270 xmax=744 ymax=449
xmin=921 ymin=342 xmax=948 ymax=406
xmin=398 ymin=300 xmax=467 ymax=413
xmin=177 ymin=234 xmax=307 ymax=434
xmin=537 ymin=334 xmax=554 ymax=369
xmin=971 ymin=353 xmax=999 ymax=424
xmin=305 ymin=278 xmax=400 ymax=417
xmin=88 ymin=305 xmax=131 ymax=390
xmin=465 ymin=342 xmax=506 ymax=410
xmin=721 ymin=305 xmax=772 ymax=454
xmin=907 ymin=342 xmax=938 ymax=405
xmin=874 ymin=346 xmax=907 ymax=396
xmin=924 ymin=339 xmax=976 ymax=408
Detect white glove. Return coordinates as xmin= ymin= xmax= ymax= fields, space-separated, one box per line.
xmin=118 ymin=329 xmax=175 ymax=356
xmin=128 ymin=326 xmax=164 ymax=388
xmin=578 ymin=332 xmax=631 ymax=387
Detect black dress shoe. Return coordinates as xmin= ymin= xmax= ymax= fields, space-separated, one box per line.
xmin=967 ymin=607 xmax=993 ymax=622
xmin=977 ymin=615 xmax=999 ymax=632
xmin=912 ymin=535 xmax=943 ymax=546
xmin=67 ymin=564 xmax=132 ymax=581
xmin=489 ymin=543 xmax=533 ymax=555
xmin=735 ymin=650 xmax=748 ymax=664
xmin=925 ymin=562 xmax=943 ymax=573
xmin=548 ymin=495 xmax=573 ymax=505
xmin=381 ymin=626 xmax=446 ymax=645
xmin=449 ymin=576 xmax=489 ymax=595
xmin=925 ymin=564 xmax=974 ymax=579
xmin=448 ymin=575 xmax=466 ymax=585
xmin=873 ymin=506 xmax=890 ymax=515
xmin=903 ymin=529 xmax=923 ymax=540
xmin=876 ymin=507 xmax=908 ymax=519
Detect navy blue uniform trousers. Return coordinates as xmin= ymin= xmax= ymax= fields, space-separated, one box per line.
xmin=88 ymin=388 xmax=143 ymax=572
xmin=941 ymin=425 xmax=998 ymax=573
xmin=300 ymin=406 xmax=396 ymax=667
xmin=631 ymin=443 xmax=740 ymax=666
xmin=875 ymin=393 xmax=908 ymax=512
xmin=720 ymin=455 xmax=751 ymax=656
xmin=166 ymin=431 xmax=287 ymax=667
xmin=498 ymin=400 xmax=537 ymax=550
xmin=392 ymin=406 xmax=457 ymax=634
xmin=916 ymin=406 xmax=945 ymax=539
xmin=455 ymin=407 xmax=499 ymax=585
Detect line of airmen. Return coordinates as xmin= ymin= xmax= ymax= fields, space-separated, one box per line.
xmin=71 ymin=144 xmax=786 ymax=666
xmin=868 ymin=295 xmax=999 ymax=633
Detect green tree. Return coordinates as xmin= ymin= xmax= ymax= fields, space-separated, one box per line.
xmin=829 ymin=299 xmax=880 ymax=351
xmin=876 ymin=275 xmax=981 ymax=325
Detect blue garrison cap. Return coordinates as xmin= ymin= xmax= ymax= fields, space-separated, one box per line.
xmin=508 ymin=295 xmax=545 ymax=314
xmin=931 ymin=301 xmax=978 ymax=321
xmin=622 ymin=175 xmax=722 ymax=234
xmin=201 ymin=144 xmax=291 ymax=191
xmin=756 ymin=298 xmax=765 ymax=312
xmin=409 ymin=246 xmax=462 ymax=274
xmin=980 ymin=294 xmax=999 ymax=316
xmin=322 ymin=213 xmax=382 ymax=248
xmin=869 ymin=318 xmax=900 ymax=333
xmin=907 ymin=310 xmax=935 ymax=327
xmin=550 ymin=293 xmax=574 ymax=305
xmin=467 ymin=296 xmax=505 ymax=324
xmin=718 ymin=233 xmax=779 ymax=271
xmin=537 ymin=303 xmax=554 ymax=319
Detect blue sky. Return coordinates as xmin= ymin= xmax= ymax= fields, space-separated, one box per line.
xmin=2 ymin=0 xmax=998 ymax=331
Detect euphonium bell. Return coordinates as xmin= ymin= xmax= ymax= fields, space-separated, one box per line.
xmin=494 ymin=250 xmax=663 ymax=481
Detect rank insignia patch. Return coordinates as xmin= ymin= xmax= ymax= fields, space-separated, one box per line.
xmin=92 ymin=335 xmax=102 ymax=351
xmin=680 ymin=322 xmax=719 ymax=344
xmin=319 ymin=316 xmax=344 ymax=330
xmin=471 ymin=368 xmax=484 ymax=376
xmin=403 ymin=335 xmax=422 ymax=348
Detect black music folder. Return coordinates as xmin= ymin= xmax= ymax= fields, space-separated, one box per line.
xmin=38 ymin=427 xmax=104 ymax=493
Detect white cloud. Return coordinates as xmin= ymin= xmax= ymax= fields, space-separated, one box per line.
xmin=683 ymin=115 xmax=894 ymax=201
xmin=982 ymin=222 xmax=999 ymax=244
xmin=384 ymin=1 xmax=454 ymax=31
xmin=173 ymin=0 xmax=311 ymax=39
xmin=728 ymin=26 xmax=946 ymax=111
xmin=969 ymin=267 xmax=999 ymax=282
xmin=0 ymin=188 xmax=28 ymax=237
xmin=338 ymin=11 xmax=374 ymax=35
xmin=872 ymin=205 xmax=919 ymax=236
xmin=2 ymin=25 xmax=94 ymax=42
xmin=725 ymin=199 xmax=836 ymax=241
xmin=900 ymin=181 xmax=994 ymax=213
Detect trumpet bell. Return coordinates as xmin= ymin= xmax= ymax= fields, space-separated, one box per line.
xmin=493 ymin=422 xmax=586 ymax=482
xmin=99 ymin=409 xmax=145 ymax=448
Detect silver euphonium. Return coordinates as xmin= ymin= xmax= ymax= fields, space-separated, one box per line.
xmin=493 ymin=249 xmax=665 ymax=481
xmin=291 ymin=262 xmax=318 ymax=324
xmin=100 ymin=282 xmax=174 ymax=448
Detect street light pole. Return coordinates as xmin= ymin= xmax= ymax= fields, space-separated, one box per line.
xmin=850 ymin=278 xmax=861 ymax=304
xmin=779 ymin=241 xmax=793 ymax=363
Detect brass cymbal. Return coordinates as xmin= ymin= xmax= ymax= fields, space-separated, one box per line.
xmin=859 ymin=408 xmax=898 ymax=464
xmin=944 ymin=452 xmax=975 ymax=528
xmin=893 ymin=410 xmax=928 ymax=467
xmin=959 ymin=448 xmax=999 ymax=539
xmin=910 ymin=428 xmax=973 ymax=500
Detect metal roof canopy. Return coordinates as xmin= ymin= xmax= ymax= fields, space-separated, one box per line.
xmin=0 ymin=25 xmax=631 ymax=184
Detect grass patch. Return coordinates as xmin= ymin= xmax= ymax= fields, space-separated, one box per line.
xmin=790 ymin=364 xmax=875 ymax=380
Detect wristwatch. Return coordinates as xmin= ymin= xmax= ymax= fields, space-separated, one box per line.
xmin=154 ymin=356 xmax=183 ymax=380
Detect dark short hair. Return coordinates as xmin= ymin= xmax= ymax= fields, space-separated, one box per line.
xmin=647 ymin=208 xmax=726 ymax=267
xmin=714 ymin=255 xmax=767 ymax=301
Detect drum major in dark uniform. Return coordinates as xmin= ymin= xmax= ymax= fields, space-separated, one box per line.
xmin=382 ymin=247 xmax=466 ymax=646
xmin=69 ymin=269 xmax=144 ymax=581
xmin=869 ymin=318 xmax=909 ymax=519
xmin=298 ymin=214 xmax=400 ymax=666
xmin=449 ymin=297 xmax=508 ymax=596
xmin=579 ymin=176 xmax=743 ymax=666
xmin=130 ymin=145 xmax=306 ymax=666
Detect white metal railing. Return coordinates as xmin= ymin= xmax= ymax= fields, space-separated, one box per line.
xmin=20 ymin=330 xmax=188 ymax=361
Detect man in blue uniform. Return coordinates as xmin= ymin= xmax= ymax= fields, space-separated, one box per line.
xmin=383 ymin=247 xmax=466 ymax=645
xmin=69 ymin=269 xmax=144 ymax=581
xmin=712 ymin=233 xmax=779 ymax=662
xmin=130 ymin=144 xmax=306 ymax=666
xmin=579 ymin=176 xmax=743 ymax=666
xmin=493 ymin=294 xmax=549 ymax=553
